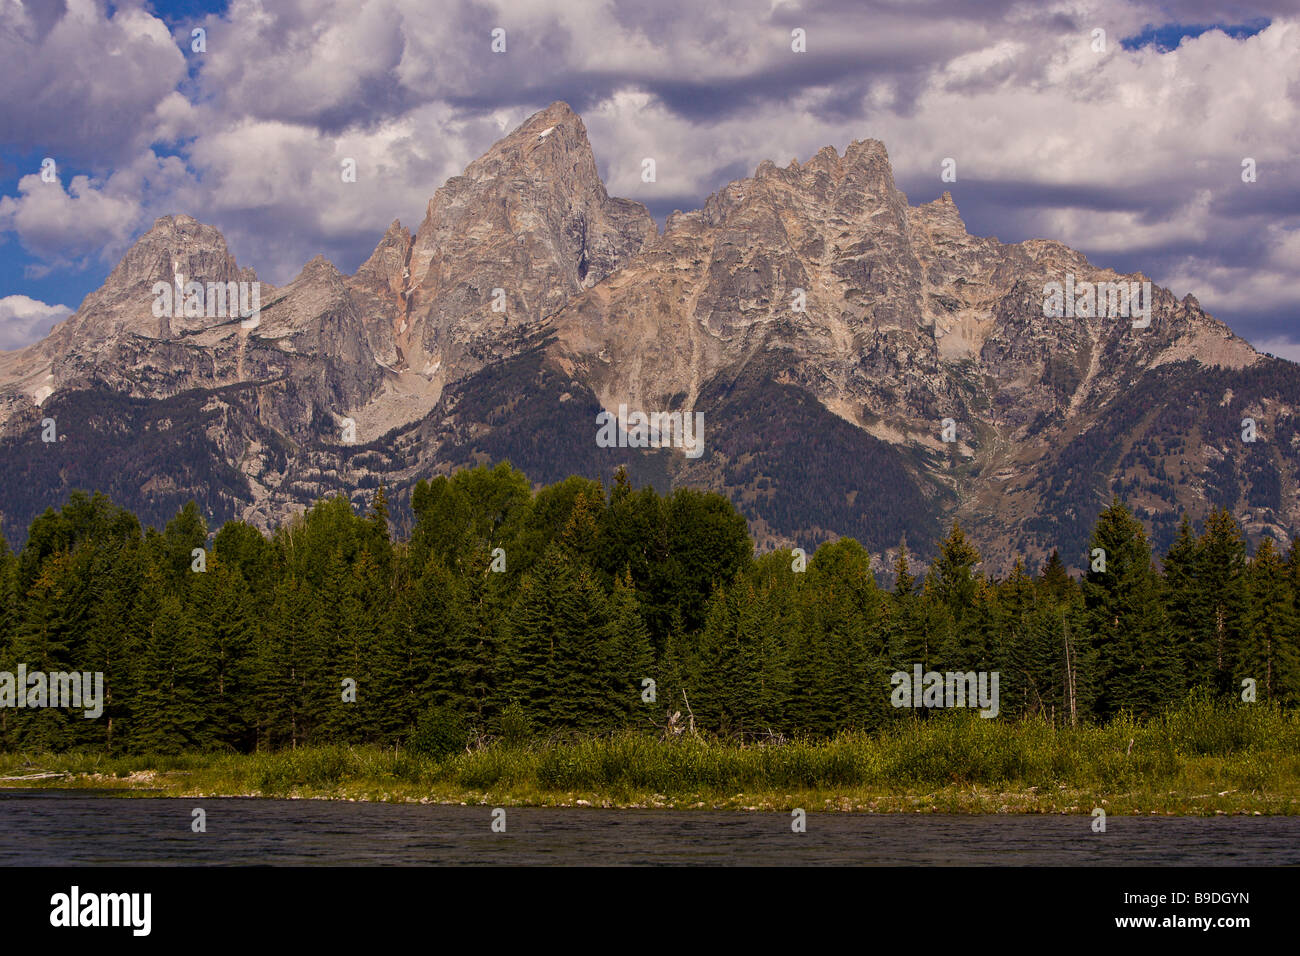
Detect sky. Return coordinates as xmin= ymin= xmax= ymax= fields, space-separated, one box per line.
xmin=0 ymin=0 xmax=1297 ymax=357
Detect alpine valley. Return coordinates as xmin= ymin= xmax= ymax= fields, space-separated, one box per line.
xmin=1 ymin=102 xmax=1296 ymax=573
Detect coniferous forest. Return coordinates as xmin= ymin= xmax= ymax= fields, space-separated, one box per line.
xmin=2 ymin=461 xmax=1297 ymax=756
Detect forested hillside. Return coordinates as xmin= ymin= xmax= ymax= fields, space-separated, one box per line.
xmin=2 ymin=462 xmax=1296 ymax=755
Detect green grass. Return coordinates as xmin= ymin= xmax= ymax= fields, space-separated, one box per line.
xmin=3 ymin=698 xmax=1298 ymax=814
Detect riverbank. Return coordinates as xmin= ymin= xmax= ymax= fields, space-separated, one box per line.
xmin=4 ymin=701 xmax=1297 ymax=814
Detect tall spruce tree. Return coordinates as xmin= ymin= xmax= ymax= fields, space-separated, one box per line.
xmin=1197 ymin=508 xmax=1249 ymax=695
xmin=1242 ymin=537 xmax=1300 ymax=704
xmin=1161 ymin=515 xmax=1209 ymax=685
xmin=1082 ymin=499 xmax=1177 ymax=718
xmin=496 ymin=547 xmax=570 ymax=729
xmin=604 ymin=571 xmax=655 ymax=728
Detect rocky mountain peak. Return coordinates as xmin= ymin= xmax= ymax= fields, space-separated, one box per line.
xmin=911 ymin=190 xmax=969 ymax=238
xmin=296 ymin=254 xmax=343 ymax=281
xmin=46 ymin=215 xmax=257 ymax=351
xmin=489 ymin=100 xmax=586 ymax=152
xmin=397 ymin=101 xmax=656 ymax=388
xmin=696 ymin=135 xmax=905 ymax=229
xmin=1 ymin=104 xmax=1291 ymax=575
xmin=351 ymin=219 xmax=413 ymax=310
xmin=428 ymin=100 xmax=597 ymax=206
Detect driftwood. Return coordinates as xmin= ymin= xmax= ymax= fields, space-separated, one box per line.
xmin=680 ymin=690 xmax=697 ymax=735
xmin=662 ymin=690 xmax=700 ymax=739
xmin=0 ymin=771 xmax=69 ymax=780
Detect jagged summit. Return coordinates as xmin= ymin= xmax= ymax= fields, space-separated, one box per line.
xmin=498 ymin=99 xmax=587 ymax=145
xmin=44 ymin=213 xmax=260 ymax=352
xmin=0 ymin=104 xmax=1289 ymax=571
xmin=397 ymin=101 xmax=655 ymax=386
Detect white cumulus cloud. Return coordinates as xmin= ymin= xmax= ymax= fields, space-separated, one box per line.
xmin=0 ymin=295 xmax=70 ymax=350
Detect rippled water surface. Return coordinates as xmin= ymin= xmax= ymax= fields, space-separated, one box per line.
xmin=3 ymin=790 xmax=1297 ymax=865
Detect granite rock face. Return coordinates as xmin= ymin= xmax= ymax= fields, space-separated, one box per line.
xmin=402 ymin=102 xmax=657 ymax=387
xmin=0 ymin=103 xmax=1294 ymax=572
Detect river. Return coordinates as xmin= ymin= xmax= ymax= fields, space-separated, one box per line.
xmin=4 ymin=790 xmax=1297 ymax=865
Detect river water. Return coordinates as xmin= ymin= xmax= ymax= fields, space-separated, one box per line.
xmin=3 ymin=790 xmax=1296 ymax=865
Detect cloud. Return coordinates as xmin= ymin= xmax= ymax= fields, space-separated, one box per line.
xmin=0 ymin=0 xmax=188 ymax=165
xmin=0 ymin=294 xmax=70 ymax=350
xmin=0 ymin=151 xmax=193 ymax=270
xmin=1247 ymin=338 xmax=1300 ymax=363
xmin=193 ymin=0 xmax=416 ymax=131
xmin=0 ymin=0 xmax=1297 ymax=353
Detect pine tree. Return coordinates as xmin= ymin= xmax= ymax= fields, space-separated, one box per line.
xmin=399 ymin=555 xmax=473 ymax=723
xmin=0 ymin=532 xmax=15 ymax=747
xmin=1082 ymin=499 xmax=1177 ymax=718
xmin=548 ymin=565 xmax=618 ymax=732
xmin=1242 ymin=537 xmax=1300 ymax=704
xmin=185 ymin=556 xmax=256 ymax=750
xmin=158 ymin=501 xmax=208 ymax=581
xmin=8 ymin=550 xmax=84 ymax=750
xmin=886 ymin=539 xmax=930 ymax=703
xmin=19 ymin=469 xmax=1300 ymax=756
xmin=305 ymin=545 xmax=355 ymax=744
xmin=928 ymin=521 xmax=982 ymax=623
xmin=990 ymin=561 xmax=1036 ymax=719
xmin=364 ymin=483 xmax=395 ymax=586
xmin=127 ymin=567 xmax=210 ymax=753
xmin=604 ymin=571 xmax=655 ymax=729
xmin=804 ymin=539 xmax=884 ymax=732
xmin=1038 ymin=549 xmax=1074 ymax=603
xmin=251 ymin=575 xmax=311 ymax=750
xmin=689 ymin=577 xmax=765 ymax=736
xmin=1161 ymin=515 xmax=1209 ymax=685
xmin=1198 ymin=508 xmax=1249 ymax=695
xmin=496 ymin=548 xmax=570 ymax=729
xmin=892 ymin=538 xmax=916 ymax=597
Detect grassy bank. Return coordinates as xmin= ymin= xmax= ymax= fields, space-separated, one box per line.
xmin=3 ymin=699 xmax=1298 ymax=814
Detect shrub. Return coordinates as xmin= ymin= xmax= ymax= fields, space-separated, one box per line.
xmin=407 ymin=706 xmax=470 ymax=759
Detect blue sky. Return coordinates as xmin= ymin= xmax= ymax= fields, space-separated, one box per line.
xmin=1120 ymin=18 xmax=1272 ymax=51
xmin=1 ymin=0 xmax=1297 ymax=356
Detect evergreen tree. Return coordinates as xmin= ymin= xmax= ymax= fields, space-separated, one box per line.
xmin=8 ymin=472 xmax=1299 ymax=758
xmin=1082 ymin=499 xmax=1177 ymax=718
xmin=188 ymin=558 xmax=256 ymax=750
xmin=1160 ymin=515 xmax=1208 ymax=685
xmin=8 ymin=550 xmax=84 ymax=750
xmin=886 ymin=539 xmax=931 ymax=707
xmin=804 ymin=539 xmax=884 ymax=732
xmin=496 ymin=548 xmax=571 ymax=729
xmin=251 ymin=575 xmax=311 ymax=750
xmin=989 ymin=561 xmax=1036 ymax=719
xmin=926 ymin=524 xmax=989 ymax=677
xmin=604 ymin=571 xmax=655 ymax=728
xmin=1242 ymin=537 xmax=1300 ymax=704
xmin=1037 ymin=549 xmax=1074 ymax=603
xmin=548 ymin=565 xmax=618 ymax=732
xmin=927 ymin=521 xmax=982 ymax=625
xmin=157 ymin=501 xmax=208 ymax=581
xmin=688 ymin=577 xmax=760 ymax=736
xmin=0 ymin=531 xmax=16 ymax=745
xmin=1197 ymin=508 xmax=1249 ymax=694
xmin=400 ymin=555 xmax=474 ymax=722
xmin=127 ymin=567 xmax=211 ymax=753
xmin=892 ymin=538 xmax=916 ymax=597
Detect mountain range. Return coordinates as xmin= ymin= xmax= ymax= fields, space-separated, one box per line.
xmin=1 ymin=101 xmax=1295 ymax=573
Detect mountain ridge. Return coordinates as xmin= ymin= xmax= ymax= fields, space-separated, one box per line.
xmin=0 ymin=101 xmax=1292 ymax=573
